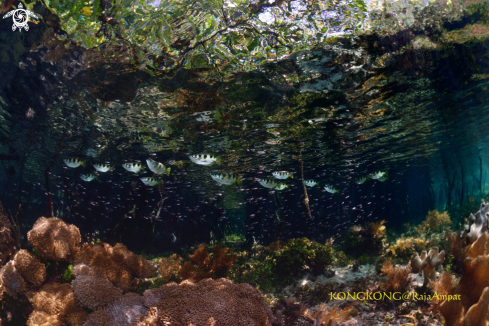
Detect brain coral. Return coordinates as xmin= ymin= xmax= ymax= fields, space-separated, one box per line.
xmin=71 ymin=274 xmax=123 ymax=310
xmin=27 ymin=217 xmax=81 ymax=261
xmin=136 ymin=278 xmax=273 ymax=326
xmin=0 ymin=260 xmax=25 ymax=296
xmin=28 ymin=282 xmax=88 ymax=326
xmin=13 ymin=249 xmax=46 ymax=286
xmin=73 ymin=242 xmax=153 ymax=291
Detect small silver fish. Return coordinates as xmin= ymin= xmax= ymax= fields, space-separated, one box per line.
xmin=210 ymin=173 xmax=242 ymax=186
xmin=272 ymin=171 xmax=293 ymax=179
xmin=303 ymin=179 xmax=318 ymax=187
xmin=265 ymin=138 xmax=282 ymax=145
xmin=308 ymin=117 xmax=328 ymax=125
xmin=324 ymin=185 xmax=340 ymax=194
xmin=93 ymin=164 xmax=113 ymax=173
xmin=146 ymin=159 xmax=171 ymax=176
xmin=140 ymin=177 xmax=161 ymax=187
xmin=355 ymin=176 xmax=369 ymax=184
xmin=122 ymin=163 xmax=145 ymax=173
xmin=189 ymin=154 xmax=222 ymax=166
xmin=80 ymin=174 xmax=98 ymax=182
xmin=370 ymin=171 xmax=387 ymax=180
xmin=64 ymin=158 xmax=86 ymax=168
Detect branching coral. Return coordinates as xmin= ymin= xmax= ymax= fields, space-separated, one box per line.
xmin=27 ymin=217 xmax=81 ymax=261
xmin=73 ymin=242 xmax=154 ymax=291
xmin=27 ymin=282 xmax=88 ymax=326
xmin=158 ymin=254 xmax=182 ymax=282
xmin=178 ymin=244 xmax=237 ymax=282
xmin=411 ymin=247 xmax=445 ymax=286
xmin=416 ymin=210 xmax=451 ymax=235
xmin=71 ymin=274 xmax=123 ymax=310
xmin=380 ymin=258 xmax=411 ymax=292
xmin=13 ymin=250 xmax=46 ymax=286
xmin=134 ymin=278 xmax=273 ymax=326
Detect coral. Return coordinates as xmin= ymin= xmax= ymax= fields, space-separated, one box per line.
xmin=27 ymin=217 xmax=81 ymax=261
xmin=0 ymin=261 xmax=25 ymax=296
xmin=303 ymin=303 xmax=352 ymax=325
xmin=411 ymin=247 xmax=445 ymax=286
xmin=461 ymin=202 xmax=489 ymax=244
xmin=71 ymin=274 xmax=123 ymax=310
xmin=445 ymin=230 xmax=468 ymax=274
xmin=416 ymin=210 xmax=451 ymax=235
xmin=178 ymin=244 xmax=237 ymax=282
xmin=439 ymin=233 xmax=489 ymax=326
xmin=463 ymin=287 xmax=489 ymax=325
xmin=73 ymin=242 xmax=153 ymax=291
xmin=370 ymin=220 xmax=386 ymax=239
xmin=26 ymin=311 xmax=64 ymax=326
xmin=13 ymin=250 xmax=46 ymax=286
xmin=158 ymin=254 xmax=182 ymax=282
xmin=0 ymin=203 xmax=20 ymax=267
xmin=83 ymin=293 xmax=148 ymax=326
xmin=387 ymin=237 xmax=429 ymax=257
xmin=428 ymin=270 xmax=455 ymax=308
xmin=134 ymin=278 xmax=273 ymax=326
xmin=28 ymin=282 xmax=88 ymax=326
xmin=380 ymin=258 xmax=411 ymax=292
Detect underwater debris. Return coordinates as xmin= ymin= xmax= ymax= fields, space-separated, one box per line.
xmin=461 ymin=202 xmax=489 ymax=244
xmin=381 ymin=258 xmax=411 ymax=292
xmin=27 ymin=217 xmax=81 ymax=261
xmin=134 ymin=278 xmax=273 ymax=326
xmin=411 ymin=247 xmax=445 ymax=287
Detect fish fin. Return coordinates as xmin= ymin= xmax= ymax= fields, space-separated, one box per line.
xmin=290 ymin=173 xmax=294 ymax=179
xmin=81 ymin=161 xmax=86 ymax=168
xmin=166 ymin=167 xmax=171 ymax=176
xmin=95 ymin=176 xmax=99 ymax=181
xmin=215 ymin=155 xmax=222 ymax=165
xmin=237 ymin=179 xmax=243 ymax=186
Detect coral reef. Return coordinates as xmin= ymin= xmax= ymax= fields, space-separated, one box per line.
xmin=428 ymin=270 xmax=455 ymax=308
xmin=73 ymin=242 xmax=154 ymax=291
xmin=27 ymin=217 xmax=81 ymax=261
xmin=411 ymin=247 xmax=445 ymax=286
xmin=439 ymin=232 xmax=489 ymax=326
xmin=416 ymin=210 xmax=451 ymax=235
xmin=0 ymin=203 xmax=20 ymax=268
xmin=380 ymin=258 xmax=411 ymax=292
xmin=178 ymin=243 xmax=237 ymax=282
xmin=444 ymin=230 xmax=468 ymax=274
xmin=13 ymin=250 xmax=46 ymax=287
xmin=387 ymin=236 xmax=430 ymax=257
xmin=343 ymin=221 xmax=386 ymax=257
xmin=134 ymin=278 xmax=274 ymax=326
xmin=303 ymin=302 xmax=353 ymax=325
xmin=27 ymin=282 xmax=87 ymax=326
xmin=461 ymin=202 xmax=489 ymax=244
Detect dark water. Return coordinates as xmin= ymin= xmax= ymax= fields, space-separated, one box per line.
xmin=1 ymin=2 xmax=489 ymax=258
